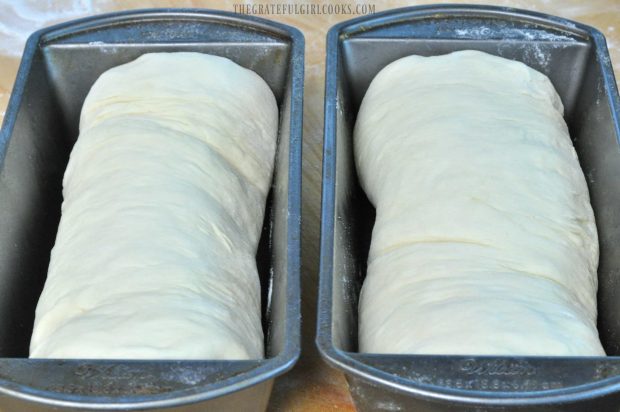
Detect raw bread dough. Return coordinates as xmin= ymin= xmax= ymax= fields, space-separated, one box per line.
xmin=29 ymin=52 xmax=278 ymax=359
xmin=356 ymin=50 xmax=605 ymax=356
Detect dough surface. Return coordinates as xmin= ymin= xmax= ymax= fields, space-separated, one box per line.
xmin=356 ymin=50 xmax=605 ymax=356
xmin=30 ymin=52 xmax=278 ymax=359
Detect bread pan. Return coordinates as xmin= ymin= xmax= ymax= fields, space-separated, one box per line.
xmin=317 ymin=4 xmax=620 ymax=411
xmin=0 ymin=8 xmax=303 ymax=411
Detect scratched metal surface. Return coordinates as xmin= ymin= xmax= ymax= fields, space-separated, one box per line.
xmin=0 ymin=9 xmax=302 ymax=411
xmin=317 ymin=5 xmax=620 ymax=412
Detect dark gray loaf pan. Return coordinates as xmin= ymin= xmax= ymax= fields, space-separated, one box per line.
xmin=317 ymin=4 xmax=620 ymax=412
xmin=0 ymin=8 xmax=303 ymax=412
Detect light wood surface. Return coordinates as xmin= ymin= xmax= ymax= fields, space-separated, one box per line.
xmin=0 ymin=1 xmax=618 ymax=410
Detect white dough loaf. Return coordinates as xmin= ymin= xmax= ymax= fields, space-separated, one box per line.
xmin=29 ymin=52 xmax=278 ymax=359
xmin=356 ymin=50 xmax=605 ymax=356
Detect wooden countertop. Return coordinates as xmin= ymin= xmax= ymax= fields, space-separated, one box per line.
xmin=0 ymin=1 xmax=618 ymax=410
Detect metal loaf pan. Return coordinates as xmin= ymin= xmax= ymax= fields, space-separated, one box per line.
xmin=318 ymin=5 xmax=620 ymax=411
xmin=0 ymin=8 xmax=302 ymax=412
